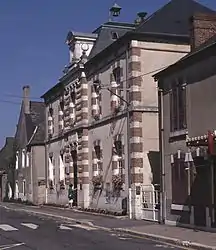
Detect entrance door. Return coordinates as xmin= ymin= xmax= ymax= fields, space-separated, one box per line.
xmin=141 ymin=184 xmax=160 ymax=222
xmin=71 ymin=150 xmax=78 ymax=206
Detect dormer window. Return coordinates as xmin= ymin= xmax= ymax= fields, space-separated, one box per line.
xmin=111 ymin=31 xmax=118 ymax=40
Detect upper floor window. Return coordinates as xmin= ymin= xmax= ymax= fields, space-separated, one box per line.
xmin=15 ymin=151 xmax=19 ymax=170
xmin=22 ymin=149 xmax=25 ymax=168
xmin=113 ymin=67 xmax=121 ymax=85
xmin=170 ymin=78 xmax=186 ymax=132
xmin=26 ymin=152 xmax=30 ymax=167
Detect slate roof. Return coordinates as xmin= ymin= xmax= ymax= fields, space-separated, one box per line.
xmin=136 ymin=0 xmax=215 ymax=36
xmin=88 ymin=22 xmax=135 ymax=59
xmin=25 ymin=101 xmax=45 ymax=145
xmin=0 ymin=137 xmax=15 ymax=172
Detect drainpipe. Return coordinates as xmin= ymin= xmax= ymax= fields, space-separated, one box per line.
xmin=45 ymin=142 xmax=48 ymax=204
xmin=158 ymin=87 xmax=166 ymax=224
xmin=125 ymin=47 xmax=132 ymax=219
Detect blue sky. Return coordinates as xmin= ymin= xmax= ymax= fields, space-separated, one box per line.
xmin=0 ymin=0 xmax=214 ymax=148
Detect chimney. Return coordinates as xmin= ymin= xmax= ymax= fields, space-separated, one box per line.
xmin=135 ymin=12 xmax=147 ymax=25
xmin=23 ymin=85 xmax=30 ymax=114
xmin=190 ymin=13 xmax=216 ymax=51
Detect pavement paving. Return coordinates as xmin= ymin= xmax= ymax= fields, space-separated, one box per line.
xmin=0 ymin=205 xmax=185 ymax=250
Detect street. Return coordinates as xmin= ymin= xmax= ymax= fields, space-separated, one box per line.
xmin=0 ymin=206 xmax=186 ymax=250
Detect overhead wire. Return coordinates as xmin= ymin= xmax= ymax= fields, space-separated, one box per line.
xmin=0 ymin=63 xmax=169 ymax=104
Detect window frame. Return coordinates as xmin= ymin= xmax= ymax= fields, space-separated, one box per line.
xmin=170 ymin=78 xmax=187 ymax=132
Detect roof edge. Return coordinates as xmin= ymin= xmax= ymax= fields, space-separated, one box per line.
xmin=153 ymin=39 xmax=216 ymax=81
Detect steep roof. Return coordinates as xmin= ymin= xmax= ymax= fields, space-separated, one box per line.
xmin=25 ymin=101 xmax=45 ymax=145
xmin=0 ymin=137 xmax=15 ymax=172
xmin=136 ymin=0 xmax=215 ymax=36
xmin=88 ymin=22 xmax=135 ymax=59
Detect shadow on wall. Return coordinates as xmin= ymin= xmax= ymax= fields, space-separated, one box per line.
xmin=89 ymin=117 xmax=127 ymax=211
xmin=147 ymin=151 xmax=160 ymax=188
xmin=171 ymin=156 xmax=215 ymax=228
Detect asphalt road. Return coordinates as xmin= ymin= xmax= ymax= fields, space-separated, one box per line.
xmin=0 ymin=206 xmax=186 ymax=250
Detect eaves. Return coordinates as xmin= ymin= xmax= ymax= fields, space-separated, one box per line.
xmin=85 ymin=31 xmax=189 ymax=69
xmin=153 ymin=39 xmax=216 ymax=82
xmin=28 ymin=142 xmax=45 ymax=147
xmin=41 ymin=65 xmax=80 ymax=101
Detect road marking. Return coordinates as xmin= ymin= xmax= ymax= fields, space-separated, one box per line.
xmin=0 ymin=243 xmax=25 ymax=249
xmin=59 ymin=225 xmax=73 ymax=230
xmin=155 ymin=244 xmax=174 ymax=249
xmin=118 ymin=237 xmax=131 ymax=240
xmin=21 ymin=223 xmax=38 ymax=230
xmin=0 ymin=224 xmax=18 ymax=231
xmin=70 ymin=224 xmax=97 ymax=231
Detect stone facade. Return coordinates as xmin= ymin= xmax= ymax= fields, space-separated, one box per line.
xmin=42 ymin=14 xmax=193 ymax=219
xmin=14 ymin=86 xmax=46 ymax=205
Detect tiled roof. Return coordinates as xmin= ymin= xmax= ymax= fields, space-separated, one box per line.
xmin=25 ymin=101 xmax=45 ymax=145
xmin=136 ymin=0 xmax=215 ymax=36
xmin=88 ymin=22 xmax=135 ymax=59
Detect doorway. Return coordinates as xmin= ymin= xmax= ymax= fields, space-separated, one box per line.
xmin=71 ymin=150 xmax=78 ymax=206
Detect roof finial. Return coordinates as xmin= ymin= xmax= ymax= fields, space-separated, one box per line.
xmin=109 ymin=3 xmax=122 ymax=22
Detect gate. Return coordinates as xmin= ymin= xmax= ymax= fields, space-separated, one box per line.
xmin=141 ymin=184 xmax=160 ymax=222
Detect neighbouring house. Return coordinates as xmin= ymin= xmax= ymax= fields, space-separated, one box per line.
xmin=154 ymin=13 xmax=216 ymax=228
xmin=42 ymin=0 xmax=214 ymax=220
xmin=0 ymin=137 xmax=15 ymax=201
xmin=14 ymin=86 xmax=46 ymax=205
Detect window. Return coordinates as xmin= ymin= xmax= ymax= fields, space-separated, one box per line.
xmin=23 ymin=180 xmax=26 ymax=196
xmin=22 ymin=150 xmax=25 ymax=168
xmin=15 ymin=151 xmax=19 ymax=170
xmin=113 ymin=67 xmax=121 ymax=85
xmin=117 ymin=158 xmax=123 ymax=176
xmin=111 ymin=31 xmax=118 ymax=40
xmin=170 ymin=78 xmax=186 ymax=132
xmin=26 ymin=152 xmax=30 ymax=167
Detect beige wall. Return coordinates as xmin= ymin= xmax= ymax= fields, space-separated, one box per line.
xmin=139 ymin=41 xmax=190 ymax=107
xmin=188 ymin=74 xmax=216 ymax=137
xmin=31 ymin=145 xmax=46 ymax=204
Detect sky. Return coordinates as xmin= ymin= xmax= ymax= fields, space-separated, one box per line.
xmin=0 ymin=0 xmax=214 ymax=148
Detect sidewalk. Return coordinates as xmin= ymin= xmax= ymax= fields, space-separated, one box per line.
xmin=1 ymin=202 xmax=216 ymax=250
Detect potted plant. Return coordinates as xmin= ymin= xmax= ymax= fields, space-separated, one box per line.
xmin=112 ymin=174 xmax=123 ymax=191
xmin=59 ymin=180 xmax=65 ymax=190
xmin=92 ymin=175 xmax=103 ymax=191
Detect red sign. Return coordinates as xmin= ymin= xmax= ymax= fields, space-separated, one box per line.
xmin=208 ymin=130 xmax=214 ymax=155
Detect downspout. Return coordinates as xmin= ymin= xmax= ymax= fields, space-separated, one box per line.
xmin=158 ymin=86 xmax=166 ymax=224
xmin=126 ymin=46 xmax=132 ymax=219
xmin=45 ymin=142 xmax=48 ymax=204
xmin=27 ymin=126 xmax=38 ymax=204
